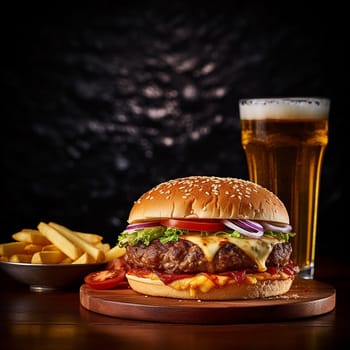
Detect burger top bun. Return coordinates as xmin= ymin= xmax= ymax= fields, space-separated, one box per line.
xmin=128 ymin=176 xmax=289 ymax=225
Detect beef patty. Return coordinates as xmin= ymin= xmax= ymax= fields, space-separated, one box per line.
xmin=125 ymin=238 xmax=292 ymax=274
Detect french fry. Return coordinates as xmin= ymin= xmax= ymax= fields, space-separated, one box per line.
xmin=24 ymin=244 xmax=44 ymax=254
xmin=31 ymin=250 xmax=67 ymax=264
xmin=74 ymin=231 xmax=103 ymax=244
xmin=95 ymin=242 xmax=111 ymax=253
xmin=41 ymin=244 xmax=61 ymax=251
xmin=48 ymin=222 xmax=105 ymax=262
xmin=12 ymin=230 xmax=51 ymax=245
xmin=103 ymin=243 xmax=111 ymax=252
xmin=38 ymin=222 xmax=82 ymax=260
xmin=72 ymin=252 xmax=95 ymax=264
xmin=105 ymin=244 xmax=126 ymax=261
xmin=9 ymin=254 xmax=33 ymax=263
xmin=0 ymin=241 xmax=27 ymax=256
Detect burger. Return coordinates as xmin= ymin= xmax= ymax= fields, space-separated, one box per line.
xmin=118 ymin=176 xmax=299 ymax=300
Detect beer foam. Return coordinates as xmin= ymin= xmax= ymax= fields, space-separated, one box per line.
xmin=239 ymin=98 xmax=329 ymax=120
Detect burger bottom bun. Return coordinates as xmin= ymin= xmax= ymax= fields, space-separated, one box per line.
xmin=125 ymin=273 xmax=293 ymax=300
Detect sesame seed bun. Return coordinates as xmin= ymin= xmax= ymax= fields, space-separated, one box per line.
xmin=128 ymin=176 xmax=290 ymax=224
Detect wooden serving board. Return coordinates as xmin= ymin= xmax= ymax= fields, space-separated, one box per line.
xmin=80 ymin=278 xmax=336 ymax=324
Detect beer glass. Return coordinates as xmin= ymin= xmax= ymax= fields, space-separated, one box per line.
xmin=239 ymin=97 xmax=329 ymax=279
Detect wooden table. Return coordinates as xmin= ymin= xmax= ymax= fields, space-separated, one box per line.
xmin=1 ymin=256 xmax=349 ymax=349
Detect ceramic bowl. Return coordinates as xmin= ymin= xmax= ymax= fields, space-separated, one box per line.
xmin=0 ymin=260 xmax=106 ymax=292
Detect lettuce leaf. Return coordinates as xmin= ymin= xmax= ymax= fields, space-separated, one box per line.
xmin=264 ymin=230 xmax=296 ymax=242
xmin=118 ymin=226 xmax=166 ymax=247
xmin=117 ymin=226 xmax=294 ymax=247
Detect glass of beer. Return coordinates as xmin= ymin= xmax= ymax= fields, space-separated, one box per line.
xmin=239 ymin=97 xmax=329 ymax=279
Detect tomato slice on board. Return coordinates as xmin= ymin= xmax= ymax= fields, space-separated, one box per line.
xmin=84 ymin=269 xmax=126 ymax=290
xmin=160 ymin=219 xmax=226 ymax=232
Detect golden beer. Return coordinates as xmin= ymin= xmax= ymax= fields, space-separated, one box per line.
xmin=239 ymin=98 xmax=329 ymax=278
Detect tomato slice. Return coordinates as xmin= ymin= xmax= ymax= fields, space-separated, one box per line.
xmin=160 ymin=219 xmax=226 ymax=232
xmin=84 ymin=269 xmax=126 ymax=290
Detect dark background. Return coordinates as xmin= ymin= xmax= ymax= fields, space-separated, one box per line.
xmin=0 ymin=1 xmax=345 ymax=260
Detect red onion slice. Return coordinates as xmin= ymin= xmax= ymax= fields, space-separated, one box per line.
xmin=260 ymin=221 xmax=292 ymax=233
xmin=222 ymin=219 xmax=264 ymax=238
xmin=124 ymin=222 xmax=161 ymax=232
xmin=236 ymin=219 xmax=263 ymax=232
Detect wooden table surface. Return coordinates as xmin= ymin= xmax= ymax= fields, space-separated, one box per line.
xmin=1 ymin=256 xmax=349 ymax=350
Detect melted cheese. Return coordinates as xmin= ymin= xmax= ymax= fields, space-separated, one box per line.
xmin=168 ymin=270 xmax=290 ymax=296
xmin=183 ymin=234 xmax=280 ymax=272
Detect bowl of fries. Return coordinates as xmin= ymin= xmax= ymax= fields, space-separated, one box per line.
xmin=0 ymin=221 xmax=126 ymax=292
